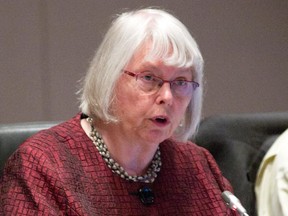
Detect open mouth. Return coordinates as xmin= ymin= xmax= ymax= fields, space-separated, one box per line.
xmin=152 ymin=116 xmax=169 ymax=125
xmin=155 ymin=117 xmax=167 ymax=124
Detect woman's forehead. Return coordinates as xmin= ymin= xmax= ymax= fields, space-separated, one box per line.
xmin=128 ymin=43 xmax=190 ymax=69
xmin=130 ymin=39 xmax=194 ymax=71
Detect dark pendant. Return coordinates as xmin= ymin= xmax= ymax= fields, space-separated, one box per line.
xmin=138 ymin=186 xmax=154 ymax=205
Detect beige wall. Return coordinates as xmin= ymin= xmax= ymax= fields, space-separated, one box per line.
xmin=1 ymin=0 xmax=287 ymax=123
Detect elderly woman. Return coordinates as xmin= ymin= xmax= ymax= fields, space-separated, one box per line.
xmin=0 ymin=8 xmax=236 ymax=215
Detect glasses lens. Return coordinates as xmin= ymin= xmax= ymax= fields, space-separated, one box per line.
xmin=137 ymin=74 xmax=162 ymax=92
xmin=135 ymin=73 xmax=199 ymax=97
xmin=171 ymin=81 xmax=192 ymax=96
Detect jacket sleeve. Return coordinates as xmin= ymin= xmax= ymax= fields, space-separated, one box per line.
xmin=201 ymin=146 xmax=238 ymax=216
xmin=202 ymin=146 xmax=234 ymax=193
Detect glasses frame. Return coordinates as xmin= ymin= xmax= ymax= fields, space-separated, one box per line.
xmin=123 ymin=70 xmax=200 ymax=96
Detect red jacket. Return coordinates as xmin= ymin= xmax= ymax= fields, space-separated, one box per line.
xmin=0 ymin=114 xmax=236 ymax=215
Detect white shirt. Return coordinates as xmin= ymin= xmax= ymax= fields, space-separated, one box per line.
xmin=255 ymin=128 xmax=288 ymax=216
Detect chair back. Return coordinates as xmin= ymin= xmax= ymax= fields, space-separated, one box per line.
xmin=194 ymin=112 xmax=288 ymax=216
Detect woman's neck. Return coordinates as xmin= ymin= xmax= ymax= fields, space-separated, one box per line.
xmin=81 ymin=118 xmax=159 ymax=176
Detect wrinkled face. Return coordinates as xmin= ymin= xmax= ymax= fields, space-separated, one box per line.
xmin=111 ymin=42 xmax=193 ymax=145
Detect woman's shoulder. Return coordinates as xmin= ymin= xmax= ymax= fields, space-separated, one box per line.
xmin=160 ymin=138 xmax=232 ymax=192
xmin=160 ymin=138 xmax=219 ymax=172
xmin=16 ymin=114 xmax=85 ymax=155
xmin=161 ymin=138 xmax=210 ymax=158
xmin=4 ymin=114 xmax=89 ymax=175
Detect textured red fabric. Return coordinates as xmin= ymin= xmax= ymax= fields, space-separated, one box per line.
xmin=0 ymin=114 xmax=237 ymax=215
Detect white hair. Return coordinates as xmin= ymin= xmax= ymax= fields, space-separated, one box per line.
xmin=79 ymin=8 xmax=204 ymax=141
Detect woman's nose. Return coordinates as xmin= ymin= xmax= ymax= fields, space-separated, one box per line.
xmin=155 ymin=83 xmax=173 ymax=105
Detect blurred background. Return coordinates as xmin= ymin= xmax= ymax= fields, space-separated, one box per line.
xmin=1 ymin=0 xmax=287 ymax=123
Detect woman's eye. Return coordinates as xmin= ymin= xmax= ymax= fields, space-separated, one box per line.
xmin=174 ymin=80 xmax=188 ymax=86
xmin=141 ymin=75 xmax=155 ymax=82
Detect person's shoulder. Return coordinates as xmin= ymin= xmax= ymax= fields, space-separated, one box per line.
xmin=3 ymin=114 xmax=87 ymax=177
xmin=160 ymin=138 xmax=211 ymax=162
xmin=161 ymin=138 xmax=207 ymax=153
xmin=161 ymin=139 xmax=232 ymax=192
xmin=20 ymin=114 xmax=82 ymax=152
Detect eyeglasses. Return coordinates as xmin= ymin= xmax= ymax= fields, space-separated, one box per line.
xmin=123 ymin=70 xmax=199 ymax=97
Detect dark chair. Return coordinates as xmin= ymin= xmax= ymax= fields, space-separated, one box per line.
xmin=0 ymin=121 xmax=59 ymax=176
xmin=194 ymin=112 xmax=288 ymax=216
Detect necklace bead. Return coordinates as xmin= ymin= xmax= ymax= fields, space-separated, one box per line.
xmin=87 ymin=117 xmax=161 ymax=183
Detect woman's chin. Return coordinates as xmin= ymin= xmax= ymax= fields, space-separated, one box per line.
xmin=143 ymin=130 xmax=171 ymax=144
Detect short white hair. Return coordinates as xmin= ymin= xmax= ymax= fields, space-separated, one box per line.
xmin=79 ymin=8 xmax=204 ymax=141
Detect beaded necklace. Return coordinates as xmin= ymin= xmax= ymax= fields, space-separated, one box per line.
xmin=87 ymin=117 xmax=161 ymax=183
